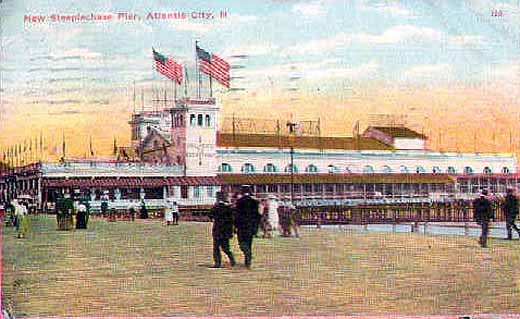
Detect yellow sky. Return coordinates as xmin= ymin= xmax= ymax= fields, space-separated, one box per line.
xmin=1 ymin=82 xmax=518 ymax=162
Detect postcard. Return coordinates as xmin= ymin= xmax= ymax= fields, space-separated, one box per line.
xmin=1 ymin=1 xmax=520 ymax=318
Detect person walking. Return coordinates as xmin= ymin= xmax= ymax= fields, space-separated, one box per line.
xmin=503 ymin=188 xmax=520 ymax=240
xmin=17 ymin=200 xmax=30 ymax=239
xmin=172 ymin=201 xmax=180 ymax=225
xmin=139 ymin=200 xmax=148 ymax=219
xmin=473 ymin=189 xmax=495 ymax=248
xmin=288 ymin=204 xmax=300 ymax=238
xmin=234 ymin=185 xmax=261 ymax=269
xmin=76 ymin=201 xmax=88 ymax=229
xmin=209 ymin=192 xmax=236 ymax=268
xmin=164 ymin=199 xmax=173 ymax=226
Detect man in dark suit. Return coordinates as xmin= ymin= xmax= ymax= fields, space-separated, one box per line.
xmin=473 ymin=189 xmax=494 ymax=248
xmin=503 ymin=188 xmax=520 ymax=240
xmin=209 ymin=192 xmax=236 ymax=268
xmin=234 ymin=185 xmax=261 ymax=269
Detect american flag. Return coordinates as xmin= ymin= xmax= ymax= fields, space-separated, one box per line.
xmin=196 ymin=44 xmax=230 ymax=88
xmin=153 ymin=48 xmax=183 ymax=85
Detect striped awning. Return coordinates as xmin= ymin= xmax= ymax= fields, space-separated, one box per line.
xmin=42 ymin=176 xmax=221 ymax=188
xmin=217 ymin=173 xmax=457 ymax=185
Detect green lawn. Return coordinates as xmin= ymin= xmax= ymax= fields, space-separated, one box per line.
xmin=2 ymin=215 xmax=520 ymax=317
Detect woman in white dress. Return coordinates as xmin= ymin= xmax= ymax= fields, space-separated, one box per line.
xmin=267 ymin=195 xmax=280 ymax=236
xmin=164 ymin=199 xmax=174 ymax=226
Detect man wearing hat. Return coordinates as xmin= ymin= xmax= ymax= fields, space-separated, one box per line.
xmin=503 ymin=188 xmax=520 ymax=240
xmin=209 ymin=191 xmax=236 ymax=268
xmin=234 ymin=185 xmax=261 ymax=269
xmin=473 ymin=189 xmax=495 ymax=248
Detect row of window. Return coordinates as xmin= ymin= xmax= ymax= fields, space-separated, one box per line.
xmin=218 ymin=163 xmax=511 ymax=174
xmin=189 ymin=114 xmax=212 ymax=127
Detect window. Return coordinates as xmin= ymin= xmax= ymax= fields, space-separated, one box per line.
xmin=285 ymin=164 xmax=298 ymax=173
xmin=363 ymin=165 xmax=374 ymax=174
xmin=483 ymin=167 xmax=492 ymax=174
xmin=190 ymin=114 xmax=196 ymax=126
xmin=264 ymin=163 xmax=277 ymax=173
xmin=327 ymin=165 xmax=339 ymax=173
xmin=399 ymin=165 xmax=409 ymax=173
xmin=205 ymin=115 xmax=211 ymax=127
xmin=502 ymin=167 xmax=511 ymax=174
xmin=207 ymin=186 xmax=214 ymax=198
xmin=382 ymin=165 xmax=392 ymax=173
xmin=416 ymin=166 xmax=426 ymax=174
xmin=241 ymin=163 xmax=255 ymax=173
xmin=464 ymin=166 xmax=474 ymax=174
xmin=447 ymin=166 xmax=456 ymax=174
xmin=218 ymin=163 xmax=233 ymax=173
xmin=345 ymin=167 xmax=353 ymax=173
xmin=197 ymin=114 xmax=203 ymax=126
xmin=193 ymin=186 xmax=201 ymax=198
xmin=179 ymin=115 xmax=184 ymax=127
xmin=306 ymin=164 xmax=318 ymax=173
xmin=432 ymin=166 xmax=441 ymax=174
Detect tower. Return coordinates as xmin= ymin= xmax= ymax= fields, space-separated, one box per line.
xmin=170 ymin=97 xmax=219 ymax=176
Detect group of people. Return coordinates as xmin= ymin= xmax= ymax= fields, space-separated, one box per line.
xmin=55 ymin=192 xmax=90 ymax=230
xmin=257 ymin=197 xmax=300 ymax=238
xmin=473 ymin=187 xmax=520 ymax=248
xmin=163 ymin=199 xmax=180 ymax=225
xmin=5 ymin=198 xmax=31 ymax=238
xmin=209 ymin=185 xmax=301 ymax=269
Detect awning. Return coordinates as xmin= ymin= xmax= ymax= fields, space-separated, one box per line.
xmin=217 ymin=173 xmax=456 ymax=185
xmin=42 ymin=176 xmax=221 ymax=188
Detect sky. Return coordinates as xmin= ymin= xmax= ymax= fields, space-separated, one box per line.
xmin=1 ymin=0 xmax=520 ymax=160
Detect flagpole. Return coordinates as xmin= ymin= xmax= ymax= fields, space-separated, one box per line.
xmin=209 ymin=72 xmax=213 ymax=98
xmin=184 ymin=65 xmax=188 ymax=98
xmin=196 ymin=41 xmax=200 ymax=98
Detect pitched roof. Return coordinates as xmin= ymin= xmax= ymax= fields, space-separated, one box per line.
xmin=369 ymin=126 xmax=427 ymax=139
xmin=218 ymin=173 xmax=456 ymax=185
xmin=216 ymin=133 xmax=393 ymax=151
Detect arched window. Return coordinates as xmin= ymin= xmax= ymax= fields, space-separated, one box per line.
xmin=447 ymin=166 xmax=456 ymax=174
xmin=382 ymin=165 xmax=392 ymax=173
xmin=464 ymin=166 xmax=474 ymax=174
xmin=179 ymin=115 xmax=184 ymax=127
xmin=285 ymin=164 xmax=298 ymax=173
xmin=363 ymin=165 xmax=374 ymax=174
xmin=264 ymin=163 xmax=277 ymax=173
xmin=306 ymin=164 xmax=318 ymax=173
xmin=345 ymin=167 xmax=352 ymax=173
xmin=502 ymin=167 xmax=511 ymax=174
xmin=218 ymin=163 xmax=233 ymax=173
xmin=416 ymin=166 xmax=426 ymax=173
xmin=197 ymin=114 xmax=203 ymax=126
xmin=190 ymin=114 xmax=196 ymax=126
xmin=399 ymin=165 xmax=409 ymax=173
xmin=241 ymin=163 xmax=255 ymax=173
xmin=327 ymin=165 xmax=339 ymax=173
xmin=432 ymin=166 xmax=441 ymax=174
xmin=205 ymin=114 xmax=211 ymax=127
xmin=483 ymin=167 xmax=492 ymax=174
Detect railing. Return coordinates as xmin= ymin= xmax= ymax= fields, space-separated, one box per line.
xmin=296 ymin=201 xmax=505 ymax=225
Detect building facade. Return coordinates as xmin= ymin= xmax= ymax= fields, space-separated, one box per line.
xmin=1 ymin=97 xmax=518 ymax=210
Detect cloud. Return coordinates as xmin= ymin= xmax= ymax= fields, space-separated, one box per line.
xmin=448 ymin=35 xmax=485 ymax=46
xmin=31 ymin=48 xmax=103 ymax=62
xmin=240 ymin=59 xmax=378 ymax=87
xmin=354 ymin=24 xmax=442 ymax=44
xmin=357 ymin=1 xmax=412 ymax=16
xmin=281 ymin=24 xmax=442 ymax=56
xmin=292 ymin=1 xmax=327 ymax=17
xmin=402 ymin=64 xmax=452 ymax=80
xmin=222 ymin=43 xmax=280 ymax=58
xmin=281 ymin=33 xmax=348 ymax=56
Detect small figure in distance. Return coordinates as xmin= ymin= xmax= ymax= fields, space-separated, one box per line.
xmin=503 ymin=188 xmax=520 ymax=240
